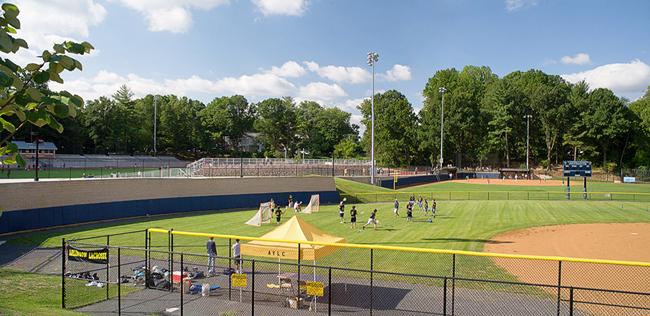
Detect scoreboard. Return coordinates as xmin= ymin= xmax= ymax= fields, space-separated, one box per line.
xmin=563 ymin=161 xmax=592 ymax=177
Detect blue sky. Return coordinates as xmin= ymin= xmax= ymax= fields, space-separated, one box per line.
xmin=5 ymin=0 xmax=650 ymax=130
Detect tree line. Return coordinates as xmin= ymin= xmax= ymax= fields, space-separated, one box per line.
xmin=359 ymin=66 xmax=650 ymax=172
xmin=3 ymin=85 xmax=361 ymax=160
xmin=6 ymin=68 xmax=650 ymax=173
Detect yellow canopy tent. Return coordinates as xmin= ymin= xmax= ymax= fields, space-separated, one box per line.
xmin=241 ymin=215 xmax=345 ymax=260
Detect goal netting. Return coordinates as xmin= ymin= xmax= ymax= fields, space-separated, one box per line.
xmin=245 ymin=201 xmax=272 ymax=226
xmin=299 ymin=194 xmax=320 ymax=214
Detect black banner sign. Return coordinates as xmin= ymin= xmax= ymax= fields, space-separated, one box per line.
xmin=67 ymin=245 xmax=109 ymax=264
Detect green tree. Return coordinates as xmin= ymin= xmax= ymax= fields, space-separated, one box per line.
xmin=0 ymin=3 xmax=93 ymax=167
xmin=628 ymin=86 xmax=650 ymax=167
xmin=582 ymin=88 xmax=630 ymax=171
xmin=111 ymin=85 xmax=136 ymax=154
xmin=82 ymin=96 xmax=115 ymax=154
xmin=483 ymin=76 xmax=518 ymax=167
xmin=254 ymin=97 xmax=297 ymax=157
xmin=529 ymin=74 xmax=571 ymax=172
xmin=358 ymin=90 xmax=417 ymax=167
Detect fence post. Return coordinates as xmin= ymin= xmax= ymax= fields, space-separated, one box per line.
xmin=118 ymin=247 xmax=121 ymax=316
xmin=557 ymin=260 xmax=562 ymax=316
xmin=107 ymin=236 xmax=110 ymax=300
xmin=370 ymin=248 xmax=374 ymax=316
xmin=328 ymin=267 xmax=332 ymax=316
xmin=251 ymin=260 xmax=255 ymax=315
xmin=569 ymin=287 xmax=574 ymax=316
xmin=297 ymin=243 xmax=301 ymax=301
xmin=180 ymin=253 xmax=184 ymax=316
xmin=229 ymin=238 xmax=232 ymax=301
xmin=62 ymin=237 xmax=66 ymax=309
xmin=452 ymin=253 xmax=456 ymax=316
xmin=443 ymin=277 xmax=447 ymax=316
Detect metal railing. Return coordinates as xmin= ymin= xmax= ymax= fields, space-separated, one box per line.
xmin=340 ymin=191 xmax=650 ymax=204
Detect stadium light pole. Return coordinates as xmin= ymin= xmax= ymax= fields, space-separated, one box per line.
xmin=524 ymin=114 xmax=532 ymax=169
xmin=153 ymin=96 xmax=159 ymax=156
xmin=367 ymin=52 xmax=378 ymax=186
xmin=439 ymin=87 xmax=446 ymax=170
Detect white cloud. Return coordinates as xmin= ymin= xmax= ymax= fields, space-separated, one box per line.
xmin=562 ymin=59 xmax=650 ymax=95
xmin=297 ymin=82 xmax=347 ymax=101
xmin=560 ymin=53 xmax=593 ymax=65
xmin=215 ymin=73 xmax=297 ymax=96
xmin=505 ymin=0 xmax=537 ymax=12
xmin=114 ymin=0 xmax=229 ymax=33
xmin=304 ymin=61 xmax=370 ymax=84
xmin=251 ymin=0 xmax=308 ymax=16
xmin=14 ymin=0 xmax=107 ymax=50
xmin=265 ymin=61 xmax=307 ymax=77
xmin=378 ymin=64 xmax=414 ymax=82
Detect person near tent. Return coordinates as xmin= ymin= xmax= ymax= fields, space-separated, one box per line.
xmin=339 ymin=201 xmax=345 ymax=223
xmin=362 ymin=209 xmax=378 ymax=231
xmin=350 ymin=205 xmax=358 ymax=229
xmin=232 ymin=239 xmax=241 ymax=273
xmin=275 ymin=205 xmax=285 ymax=225
xmin=288 ymin=195 xmax=293 ymax=208
xmin=206 ymin=236 xmax=217 ymax=275
xmin=294 ymin=201 xmax=302 ymax=212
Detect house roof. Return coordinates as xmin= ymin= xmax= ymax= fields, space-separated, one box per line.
xmin=13 ymin=141 xmax=58 ymax=150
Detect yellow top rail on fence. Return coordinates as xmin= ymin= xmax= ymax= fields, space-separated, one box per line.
xmin=148 ymin=228 xmax=650 ymax=267
xmin=343 ymin=191 xmax=650 ymax=197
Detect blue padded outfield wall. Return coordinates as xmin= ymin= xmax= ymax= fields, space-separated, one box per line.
xmin=377 ymin=174 xmax=450 ymax=189
xmin=0 ymin=177 xmax=338 ymax=235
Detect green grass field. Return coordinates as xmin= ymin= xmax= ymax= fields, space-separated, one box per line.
xmin=4 ymin=177 xmax=650 ymax=314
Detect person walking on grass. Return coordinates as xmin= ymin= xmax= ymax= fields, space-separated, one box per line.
xmin=393 ymin=199 xmax=400 ymax=218
xmin=361 ymin=209 xmax=378 ymax=231
xmin=206 ymin=236 xmax=217 ymax=275
xmin=275 ymin=205 xmax=284 ymax=225
xmin=417 ymin=195 xmax=423 ymax=212
xmin=339 ymin=201 xmax=345 ymax=223
xmin=350 ymin=206 xmax=359 ymax=229
xmin=424 ymin=199 xmax=429 ymax=216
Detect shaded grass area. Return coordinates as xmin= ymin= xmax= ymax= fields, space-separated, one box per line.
xmin=0 ymin=269 xmax=137 ymax=315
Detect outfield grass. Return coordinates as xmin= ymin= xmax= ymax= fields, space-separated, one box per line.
xmin=5 ymin=177 xmax=650 ymax=314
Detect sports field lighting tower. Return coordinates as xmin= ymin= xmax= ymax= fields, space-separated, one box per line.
xmin=367 ymin=52 xmax=378 ymax=185
xmin=154 ymin=95 xmax=159 ymax=156
xmin=524 ymin=114 xmax=532 ymax=169
xmin=439 ymin=87 xmax=447 ymax=170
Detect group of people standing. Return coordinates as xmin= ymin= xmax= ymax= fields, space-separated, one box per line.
xmin=395 ymin=194 xmax=436 ymax=222
xmin=206 ymin=237 xmax=242 ymax=275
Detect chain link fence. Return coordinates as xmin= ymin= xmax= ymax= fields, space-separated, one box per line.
xmin=340 ymin=191 xmax=650 ymax=204
xmin=62 ymin=229 xmax=650 ymax=315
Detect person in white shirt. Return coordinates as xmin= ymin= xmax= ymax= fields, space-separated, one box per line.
xmin=232 ymin=239 xmax=241 ymax=273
